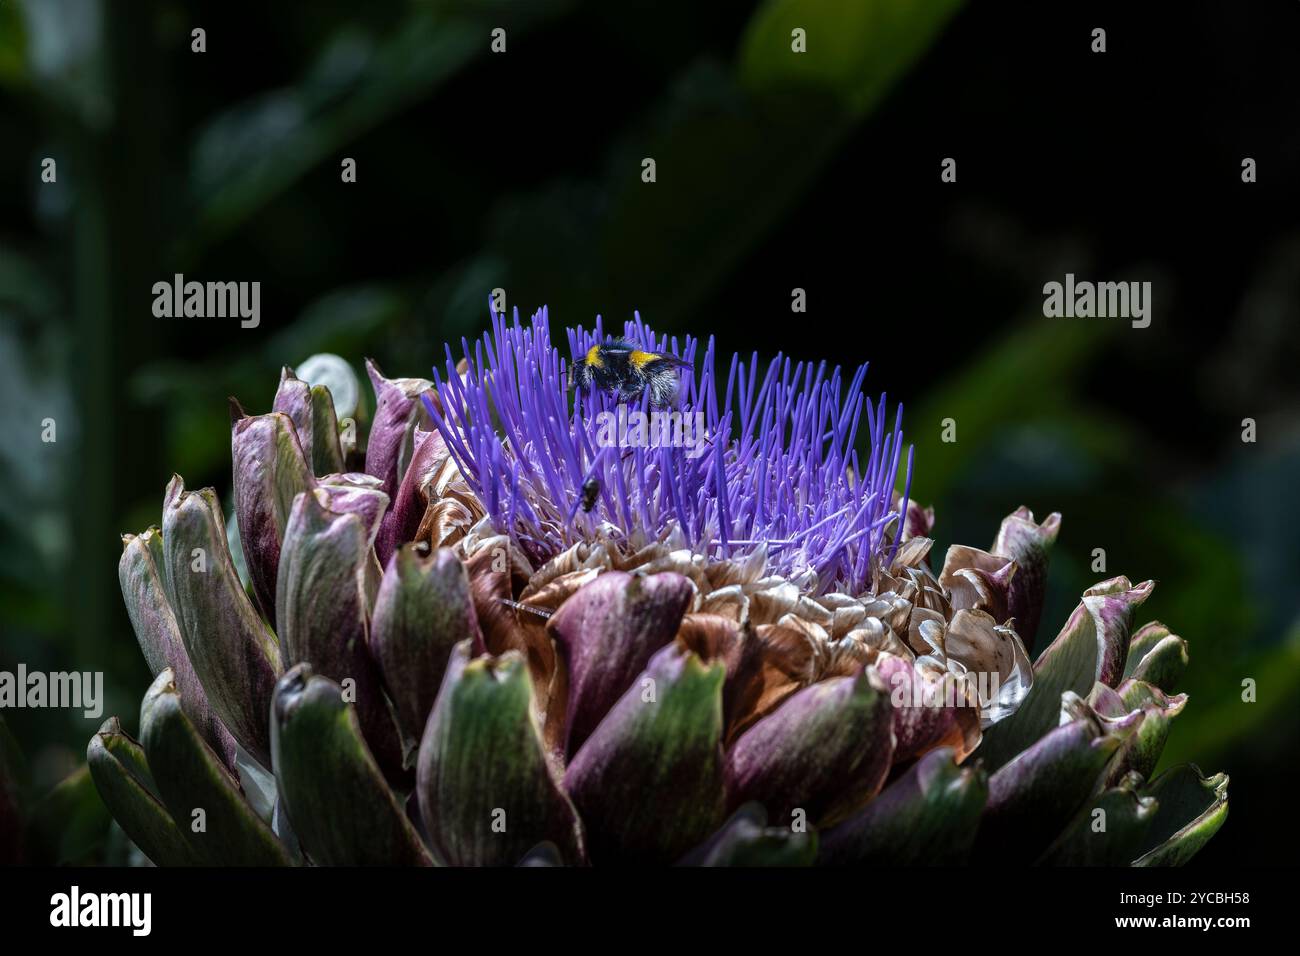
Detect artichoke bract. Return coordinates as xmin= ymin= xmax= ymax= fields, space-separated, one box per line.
xmin=98 ymin=308 xmax=1228 ymax=866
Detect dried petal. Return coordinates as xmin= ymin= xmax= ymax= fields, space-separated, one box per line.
xmin=874 ymin=653 xmax=981 ymax=764
xmin=938 ymin=545 xmax=1016 ymax=622
xmin=942 ymin=608 xmax=1033 ymax=727
xmin=991 ymin=506 xmax=1061 ymax=646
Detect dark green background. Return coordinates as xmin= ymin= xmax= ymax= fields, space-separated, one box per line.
xmin=2 ymin=0 xmax=1297 ymax=865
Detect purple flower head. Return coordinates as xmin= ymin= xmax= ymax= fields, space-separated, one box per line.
xmin=424 ymin=306 xmax=912 ymax=596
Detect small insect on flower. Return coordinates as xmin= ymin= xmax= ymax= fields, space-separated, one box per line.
xmin=580 ymin=477 xmax=600 ymax=512
xmin=568 ymin=338 xmax=691 ymax=407
xmin=497 ymin=597 xmax=553 ymax=620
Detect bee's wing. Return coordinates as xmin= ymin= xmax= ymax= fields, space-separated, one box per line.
xmin=628 ymin=348 xmax=692 ymax=370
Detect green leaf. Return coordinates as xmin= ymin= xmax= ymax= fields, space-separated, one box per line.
xmin=309 ymin=384 xmax=347 ymax=475
xmin=271 ymin=367 xmax=346 ymax=478
xmin=24 ymin=765 xmax=111 ymax=866
xmin=1132 ymin=765 xmax=1229 ymax=867
xmin=185 ymin=3 xmax=575 ymax=255
xmin=161 ymin=477 xmax=283 ymax=767
xmin=818 ymin=746 xmax=987 ymax=865
xmin=418 ymin=642 xmax=585 ymax=866
xmin=231 ymin=409 xmax=317 ymax=622
xmin=0 ymin=1 xmax=26 ymax=89
xmin=1039 ymin=772 xmax=1159 ymax=866
xmin=1090 ymin=680 xmax=1186 ymax=785
xmin=974 ymin=693 xmax=1142 ymax=864
xmin=87 ymin=718 xmax=198 ymax=866
xmin=724 ymin=666 xmax=894 ymax=829
xmin=679 ymin=803 xmax=818 ymax=867
xmin=530 ymin=0 xmax=964 ymax=328
xmin=140 ymin=670 xmax=294 ymax=866
xmin=1122 ymin=622 xmax=1189 ymax=693
xmin=738 ymin=0 xmax=964 ymax=116
xmin=909 ymin=320 xmax=1114 ymax=505
xmin=1158 ymin=622 xmax=1300 ymax=769
xmin=275 ymin=488 xmax=405 ymax=782
xmin=369 ymin=544 xmax=479 ymax=754
xmin=119 ymin=526 xmax=237 ymax=770
xmin=0 ymin=714 xmax=28 ymax=863
xmin=271 ymin=665 xmax=432 ymax=866
xmin=562 ymin=644 xmax=725 ymax=864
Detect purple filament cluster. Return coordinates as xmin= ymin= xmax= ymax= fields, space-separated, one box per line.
xmin=424 ymin=307 xmax=913 ymax=596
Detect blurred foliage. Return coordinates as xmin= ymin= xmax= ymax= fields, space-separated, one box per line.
xmin=1 ymin=0 xmax=1298 ymax=868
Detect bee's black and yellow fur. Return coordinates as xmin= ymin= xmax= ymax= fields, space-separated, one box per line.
xmin=569 ymin=338 xmax=690 ymax=407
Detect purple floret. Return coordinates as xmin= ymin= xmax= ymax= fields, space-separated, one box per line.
xmin=424 ymin=306 xmax=912 ymax=595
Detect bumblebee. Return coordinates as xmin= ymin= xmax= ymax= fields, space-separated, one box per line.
xmin=569 ymin=339 xmax=690 ymax=407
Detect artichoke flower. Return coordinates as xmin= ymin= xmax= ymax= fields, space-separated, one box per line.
xmin=94 ymin=308 xmax=1228 ymax=866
